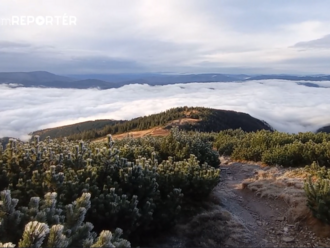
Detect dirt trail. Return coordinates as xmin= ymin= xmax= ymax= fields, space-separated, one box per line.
xmin=151 ymin=161 xmax=330 ymax=248
xmin=217 ymin=162 xmax=330 ymax=248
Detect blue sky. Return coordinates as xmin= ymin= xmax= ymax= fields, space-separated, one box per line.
xmin=0 ymin=0 xmax=330 ymax=74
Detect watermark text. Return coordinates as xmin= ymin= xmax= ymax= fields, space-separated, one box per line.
xmin=1 ymin=15 xmax=77 ymax=26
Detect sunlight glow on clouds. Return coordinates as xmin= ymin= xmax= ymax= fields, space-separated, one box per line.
xmin=1 ymin=81 xmax=330 ymax=140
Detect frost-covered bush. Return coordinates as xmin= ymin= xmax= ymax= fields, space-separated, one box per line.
xmin=0 ymin=134 xmax=220 ymax=246
xmin=0 ymin=190 xmax=130 ymax=248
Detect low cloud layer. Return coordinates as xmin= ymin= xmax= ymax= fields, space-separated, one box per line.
xmin=1 ymin=80 xmax=330 ymax=140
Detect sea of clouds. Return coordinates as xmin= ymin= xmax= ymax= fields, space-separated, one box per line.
xmin=1 ymin=80 xmax=330 ymax=140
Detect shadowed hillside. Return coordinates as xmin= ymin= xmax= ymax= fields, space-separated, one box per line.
xmin=317 ymin=125 xmax=330 ymax=133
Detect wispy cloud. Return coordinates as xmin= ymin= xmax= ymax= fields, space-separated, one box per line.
xmin=294 ymin=34 xmax=330 ymax=49
xmin=1 ymin=81 xmax=330 ymax=140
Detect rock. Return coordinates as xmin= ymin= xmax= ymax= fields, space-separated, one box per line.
xmin=220 ymin=156 xmax=230 ymax=165
xmin=276 ymin=231 xmax=282 ymax=235
xmin=275 ymin=216 xmax=285 ymax=221
xmin=282 ymin=236 xmax=295 ymax=243
xmin=283 ymin=227 xmax=289 ymax=233
xmin=257 ymin=221 xmax=262 ymax=226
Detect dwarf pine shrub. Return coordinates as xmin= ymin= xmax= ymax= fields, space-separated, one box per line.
xmin=0 ymin=133 xmax=220 ymax=246
xmin=0 ymin=190 xmax=130 ymax=247
xmin=214 ymin=129 xmax=330 ymax=167
xmin=304 ymin=162 xmax=330 ymax=225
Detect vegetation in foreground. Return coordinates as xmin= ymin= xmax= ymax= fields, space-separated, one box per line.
xmin=2 ymin=126 xmax=330 ymax=247
xmin=0 ymin=128 xmax=220 ymax=247
xmin=214 ymin=129 xmax=330 ymax=228
xmin=215 ymin=129 xmax=330 ymax=167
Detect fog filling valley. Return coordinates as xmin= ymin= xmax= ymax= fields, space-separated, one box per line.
xmin=1 ymin=80 xmax=330 ymax=140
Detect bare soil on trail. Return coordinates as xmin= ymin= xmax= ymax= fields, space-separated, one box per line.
xmin=149 ymin=160 xmax=330 ymax=248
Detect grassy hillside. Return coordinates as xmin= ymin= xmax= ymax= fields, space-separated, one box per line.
xmin=32 ymin=106 xmax=273 ymax=141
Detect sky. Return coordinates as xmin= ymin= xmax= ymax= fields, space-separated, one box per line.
xmin=1 ymin=80 xmax=330 ymax=140
xmin=1 ymin=0 xmax=330 ymax=74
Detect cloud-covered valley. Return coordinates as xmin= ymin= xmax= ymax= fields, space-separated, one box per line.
xmin=1 ymin=80 xmax=330 ymax=140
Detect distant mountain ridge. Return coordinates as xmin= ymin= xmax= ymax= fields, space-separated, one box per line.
xmin=246 ymin=74 xmax=330 ymax=81
xmin=0 ymin=71 xmax=71 ymax=83
xmin=2 ymin=71 xmax=330 ymax=89
xmin=0 ymin=71 xmax=122 ymax=89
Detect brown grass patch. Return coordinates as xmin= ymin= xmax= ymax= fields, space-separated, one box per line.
xmin=92 ymin=118 xmax=201 ymax=143
xmin=179 ymin=206 xmax=252 ymax=248
xmin=92 ymin=127 xmax=170 ymax=143
xmin=241 ymin=166 xmax=330 ymax=237
xmin=242 ymin=168 xmax=310 ymax=222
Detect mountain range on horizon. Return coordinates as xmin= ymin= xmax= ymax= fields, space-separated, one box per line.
xmin=1 ymin=71 xmax=330 ymax=90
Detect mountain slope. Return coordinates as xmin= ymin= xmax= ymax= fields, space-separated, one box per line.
xmin=32 ymin=119 xmax=125 ymax=140
xmin=316 ymin=125 xmax=330 ymax=133
xmin=32 ymin=107 xmax=273 ymax=141
xmin=0 ymin=71 xmax=73 ymax=84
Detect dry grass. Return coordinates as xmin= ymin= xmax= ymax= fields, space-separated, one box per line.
xmin=178 ymin=205 xmax=252 ymax=248
xmin=92 ymin=127 xmax=170 ymax=143
xmin=241 ymin=166 xmax=330 ymax=237
xmin=230 ymin=158 xmax=269 ymax=168
xmin=92 ymin=118 xmax=200 ymax=143
xmin=147 ymin=192 xmax=253 ymax=248
xmin=242 ymin=167 xmax=311 ymax=222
